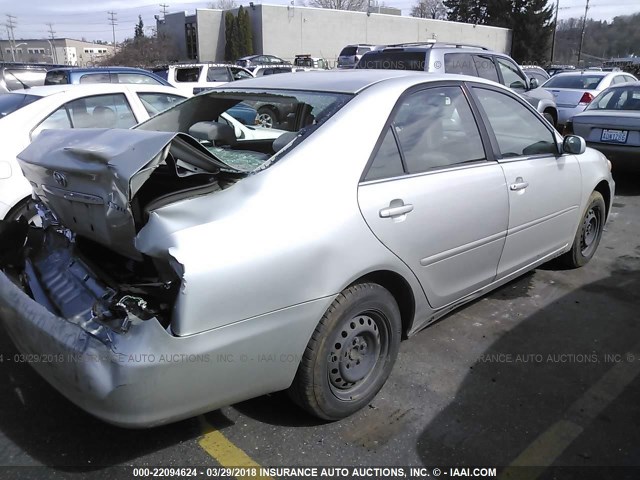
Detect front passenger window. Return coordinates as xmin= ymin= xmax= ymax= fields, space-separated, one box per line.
xmin=496 ymin=58 xmax=527 ymax=90
xmin=473 ymin=88 xmax=557 ymax=157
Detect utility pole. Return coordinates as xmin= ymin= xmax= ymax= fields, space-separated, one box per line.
xmin=6 ymin=14 xmax=17 ymax=62
xmin=549 ymin=0 xmax=559 ymax=64
xmin=160 ymin=4 xmax=169 ymax=19
xmin=46 ymin=23 xmax=58 ymax=64
xmin=108 ymin=11 xmax=117 ymax=52
xmin=577 ymin=0 xmax=589 ymax=65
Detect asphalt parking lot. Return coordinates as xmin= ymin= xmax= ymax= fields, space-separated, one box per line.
xmin=0 ymin=165 xmax=638 ymax=478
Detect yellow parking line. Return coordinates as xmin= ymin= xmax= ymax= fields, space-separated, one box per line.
xmin=198 ymin=416 xmax=273 ymax=480
xmin=499 ymin=348 xmax=640 ymax=480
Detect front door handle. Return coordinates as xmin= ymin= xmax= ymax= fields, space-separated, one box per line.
xmin=379 ymin=201 xmax=414 ymax=218
xmin=510 ymin=177 xmax=529 ymax=191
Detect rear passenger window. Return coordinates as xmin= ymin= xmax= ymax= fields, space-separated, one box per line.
xmin=115 ymin=73 xmax=161 ymax=85
xmin=206 ymin=67 xmax=231 ymax=82
xmin=365 ymin=127 xmax=404 ymax=181
xmin=474 ymin=55 xmax=499 ymax=82
xmin=391 ymin=86 xmax=485 ymax=174
xmin=79 ymin=73 xmax=111 ymax=84
xmin=444 ymin=53 xmax=478 ymax=76
xmin=175 ymin=67 xmax=201 ymax=82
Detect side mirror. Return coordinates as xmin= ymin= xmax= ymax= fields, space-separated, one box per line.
xmin=529 ymin=77 xmax=539 ymax=89
xmin=563 ymin=135 xmax=586 ymax=155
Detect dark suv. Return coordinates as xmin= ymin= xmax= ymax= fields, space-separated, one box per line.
xmin=356 ymin=42 xmax=559 ymax=126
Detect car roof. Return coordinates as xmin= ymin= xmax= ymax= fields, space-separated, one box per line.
xmin=11 ymin=83 xmax=182 ymax=98
xmin=550 ymin=71 xmax=611 ymax=78
xmin=47 ymin=66 xmax=155 ymax=73
xmin=216 ymin=69 xmax=501 ymax=94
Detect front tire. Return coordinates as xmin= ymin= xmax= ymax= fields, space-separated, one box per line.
xmin=288 ymin=283 xmax=401 ymax=420
xmin=560 ymin=191 xmax=606 ymax=268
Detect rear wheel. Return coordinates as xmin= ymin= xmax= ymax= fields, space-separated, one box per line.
xmin=256 ymin=107 xmax=278 ymax=129
xmin=559 ymin=191 xmax=606 ymax=268
xmin=288 ymin=283 xmax=401 ymax=420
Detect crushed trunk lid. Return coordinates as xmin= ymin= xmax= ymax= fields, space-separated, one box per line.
xmin=17 ymin=128 xmax=242 ymax=260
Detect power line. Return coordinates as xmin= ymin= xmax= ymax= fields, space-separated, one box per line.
xmin=160 ymin=4 xmax=170 ymax=19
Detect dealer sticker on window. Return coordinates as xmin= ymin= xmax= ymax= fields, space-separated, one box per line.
xmin=601 ymin=129 xmax=628 ymax=143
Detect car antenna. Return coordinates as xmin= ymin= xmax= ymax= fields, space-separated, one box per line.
xmin=5 ymin=69 xmax=30 ymax=89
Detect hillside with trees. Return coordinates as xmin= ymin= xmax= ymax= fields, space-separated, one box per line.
xmin=553 ymin=13 xmax=640 ymax=66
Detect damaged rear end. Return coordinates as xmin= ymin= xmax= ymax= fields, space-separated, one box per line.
xmin=0 ymin=128 xmax=252 ymax=427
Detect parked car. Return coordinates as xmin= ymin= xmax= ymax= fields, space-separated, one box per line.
xmin=251 ymin=65 xmax=296 ymax=77
xmin=236 ymin=54 xmax=290 ymax=68
xmin=565 ymin=81 xmax=640 ymax=161
xmin=546 ymin=65 xmax=576 ymax=77
xmin=152 ymin=63 xmax=254 ymax=95
xmin=0 ymin=84 xmax=188 ymax=224
xmin=542 ymin=70 xmax=638 ymax=126
xmin=356 ymin=42 xmax=559 ymax=127
xmin=521 ymin=65 xmax=550 ymax=85
xmin=337 ymin=44 xmax=381 ymax=69
xmin=0 ymin=63 xmax=59 ymax=92
xmin=44 ymin=66 xmax=171 ymax=87
xmin=0 ymin=70 xmax=614 ymax=428
xmin=294 ymin=54 xmax=330 ymax=71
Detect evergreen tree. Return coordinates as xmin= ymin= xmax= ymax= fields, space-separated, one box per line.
xmin=237 ymin=7 xmax=247 ymax=57
xmin=224 ymin=11 xmax=239 ymax=61
xmin=134 ymin=15 xmax=145 ymax=39
xmin=443 ymin=0 xmax=486 ymax=24
xmin=239 ymin=7 xmax=253 ymax=55
xmin=444 ymin=0 xmax=553 ymax=64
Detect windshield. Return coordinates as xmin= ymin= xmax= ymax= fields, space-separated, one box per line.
xmin=339 ymin=47 xmax=357 ymax=57
xmin=136 ymin=89 xmax=352 ymax=171
xmin=586 ymin=86 xmax=640 ymax=111
xmin=543 ymin=74 xmax=605 ymax=89
xmin=356 ymin=51 xmax=426 ymax=71
xmin=0 ymin=93 xmax=42 ymax=118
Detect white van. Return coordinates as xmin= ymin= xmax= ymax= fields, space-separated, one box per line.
xmin=152 ymin=63 xmax=254 ymax=95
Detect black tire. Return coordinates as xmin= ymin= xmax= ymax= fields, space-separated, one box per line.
xmin=560 ymin=191 xmax=606 ymax=268
xmin=543 ymin=111 xmax=556 ymax=128
xmin=6 ymin=197 xmax=39 ymax=225
xmin=288 ymin=283 xmax=401 ymax=420
xmin=256 ymin=106 xmax=278 ymax=129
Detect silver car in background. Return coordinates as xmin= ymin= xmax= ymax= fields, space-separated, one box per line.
xmin=567 ymin=81 xmax=640 ymax=161
xmin=0 ymin=71 xmax=614 ymax=428
xmin=542 ymin=70 xmax=637 ymax=126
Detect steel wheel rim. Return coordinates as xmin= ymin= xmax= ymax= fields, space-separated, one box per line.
xmin=327 ymin=311 xmax=390 ymax=401
xmin=581 ymin=206 xmax=601 ymax=256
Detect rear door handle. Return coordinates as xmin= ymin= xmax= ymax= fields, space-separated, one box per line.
xmin=379 ymin=202 xmax=414 ymax=218
xmin=510 ymin=177 xmax=529 ymax=191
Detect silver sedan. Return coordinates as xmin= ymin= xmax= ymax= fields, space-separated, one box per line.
xmin=542 ymin=70 xmax=637 ymax=126
xmin=0 ymin=71 xmax=614 ymax=427
xmin=566 ymin=81 xmax=640 ymax=162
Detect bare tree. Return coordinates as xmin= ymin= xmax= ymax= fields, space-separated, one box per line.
xmin=306 ymin=0 xmax=368 ymax=12
xmin=208 ymin=0 xmax=238 ymax=10
xmin=411 ymin=0 xmax=447 ymax=19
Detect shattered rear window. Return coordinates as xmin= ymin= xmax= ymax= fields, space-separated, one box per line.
xmin=135 ymin=88 xmax=353 ymax=171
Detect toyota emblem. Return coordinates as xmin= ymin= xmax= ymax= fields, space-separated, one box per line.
xmin=53 ymin=171 xmax=68 ymax=187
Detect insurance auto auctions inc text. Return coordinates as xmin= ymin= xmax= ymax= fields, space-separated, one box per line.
xmin=258 ymin=467 xmax=497 ymax=478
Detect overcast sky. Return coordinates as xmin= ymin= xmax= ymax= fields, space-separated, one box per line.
xmin=3 ymin=0 xmax=640 ymax=43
